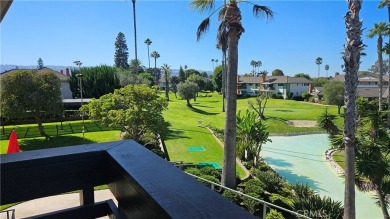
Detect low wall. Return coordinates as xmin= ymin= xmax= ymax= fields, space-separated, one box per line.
xmin=325 ymin=148 xmax=344 ymax=175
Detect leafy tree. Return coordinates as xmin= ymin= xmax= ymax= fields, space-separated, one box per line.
xmin=342 ymin=0 xmax=363 ymax=217
xmin=311 ymin=77 xmax=329 ymax=87
xmin=204 ymin=79 xmax=214 ymax=92
xmin=138 ymin=72 xmax=154 ymax=85
xmin=212 ymin=65 xmax=223 ymax=92
xmin=114 ymin=32 xmax=129 ymax=69
xmin=301 ymin=92 xmax=311 ymax=101
xmin=368 ymin=59 xmax=389 ymax=75
xmin=315 ymin=57 xmax=323 ymax=78
xmin=37 ymin=58 xmax=44 ymax=69
xmin=294 ymin=73 xmax=311 ymax=80
xmin=0 ymin=70 xmax=63 ymax=138
xmin=367 ymin=22 xmax=389 ymax=111
xmin=117 ymin=69 xmax=151 ymax=87
xmin=272 ymin=69 xmax=284 ymax=76
xmin=236 ymin=110 xmax=271 ymax=165
xmin=171 ymin=83 xmax=178 ymax=99
xmin=82 ymin=84 xmax=168 ymax=143
xmin=161 ymin=64 xmax=171 ymax=100
xmin=177 ymin=81 xmax=198 ymax=107
xmin=187 ymin=73 xmax=205 ymax=94
xmin=184 ymin=68 xmax=201 ymax=78
xmin=179 ymin=66 xmax=186 ymax=82
xmin=323 ymin=80 xmax=344 ymax=114
xmin=201 ymin=72 xmax=209 ymax=78
xmin=69 ymin=65 xmax=120 ymax=99
xmin=129 ymin=59 xmax=144 ymax=75
xmin=192 ymin=0 xmax=273 ymax=189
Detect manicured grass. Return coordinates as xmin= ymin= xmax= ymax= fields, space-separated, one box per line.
xmin=332 ymin=150 xmax=345 ymax=170
xmin=163 ymin=92 xmax=343 ymax=178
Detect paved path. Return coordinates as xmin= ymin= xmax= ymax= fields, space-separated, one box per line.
xmin=1 ymin=189 xmax=116 ymax=219
xmin=262 ymin=134 xmax=384 ymax=219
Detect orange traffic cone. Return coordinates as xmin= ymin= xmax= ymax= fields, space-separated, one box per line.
xmin=7 ymin=130 xmax=20 ymax=154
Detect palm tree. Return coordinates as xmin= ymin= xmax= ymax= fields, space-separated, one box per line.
xmin=325 ymin=64 xmax=329 ymax=77
xmin=256 ymin=60 xmax=262 ymax=75
xmin=211 ymin=58 xmax=215 ymax=70
xmin=151 ymin=51 xmax=160 ymax=69
xmin=144 ymin=38 xmax=152 ymax=69
xmin=367 ymin=22 xmax=388 ymax=111
xmin=161 ymin=64 xmax=170 ymax=101
xmin=191 ymin=0 xmax=273 ymax=189
xmin=315 ymin=57 xmax=323 ymax=78
xmin=215 ymin=59 xmax=219 ymax=67
xmin=250 ymin=60 xmax=256 ymax=75
xmin=343 ymin=0 xmax=363 ymax=218
xmin=131 ymin=0 xmax=138 ymax=75
xmin=379 ymin=0 xmax=390 ymax=127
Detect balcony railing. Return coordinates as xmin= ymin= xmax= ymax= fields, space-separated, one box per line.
xmin=1 ymin=140 xmax=254 ymax=218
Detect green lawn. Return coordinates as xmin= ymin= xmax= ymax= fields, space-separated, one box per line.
xmin=163 ymin=91 xmax=343 ymax=178
xmin=332 ymin=150 xmax=345 ymax=170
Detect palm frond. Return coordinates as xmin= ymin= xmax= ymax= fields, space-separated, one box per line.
xmin=218 ymin=6 xmax=227 ymax=21
xmin=252 ymin=5 xmax=274 ymax=19
xmin=378 ymin=0 xmax=390 ymax=9
xmin=197 ymin=18 xmax=210 ymax=41
xmin=190 ymin=0 xmax=214 ymax=12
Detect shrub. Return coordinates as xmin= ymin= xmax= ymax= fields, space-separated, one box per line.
xmin=287 ymin=92 xmax=293 ymax=99
xmin=292 ymin=96 xmax=304 ymax=101
xmin=301 ymin=92 xmax=311 ymax=101
xmin=198 ymin=175 xmax=220 ymax=190
xmin=151 ymin=149 xmax=165 ymax=158
xmin=244 ymin=179 xmax=265 ymax=195
xmin=270 ymin=93 xmax=277 ymax=99
xmin=199 ymin=166 xmax=221 ymax=180
xmin=243 ymin=192 xmax=260 ymax=214
xmin=266 ymin=209 xmax=285 ymax=219
xmin=222 ymin=189 xmax=242 ymax=205
xmin=185 ymin=167 xmax=201 ymax=176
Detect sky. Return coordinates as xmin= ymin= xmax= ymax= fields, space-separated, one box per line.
xmin=0 ymin=0 xmax=388 ymax=77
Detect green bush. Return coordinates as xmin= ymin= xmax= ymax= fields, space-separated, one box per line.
xmin=301 ymin=92 xmax=311 ymax=101
xmin=266 ymin=209 xmax=285 ymax=219
xmin=244 ymin=179 xmax=265 ymax=195
xmin=222 ymin=189 xmax=242 ymax=205
xmin=199 ymin=166 xmax=221 ymax=180
xmin=151 ymin=149 xmax=165 ymax=158
xmin=185 ymin=167 xmax=201 ymax=176
xmin=198 ymin=174 xmax=220 ymax=190
xmin=243 ymin=192 xmax=260 ymax=214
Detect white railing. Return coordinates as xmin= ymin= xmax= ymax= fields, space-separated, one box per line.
xmin=186 ymin=173 xmax=312 ymax=219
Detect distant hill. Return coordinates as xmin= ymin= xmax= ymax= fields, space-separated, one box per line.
xmin=1 ymin=65 xmax=212 ymax=76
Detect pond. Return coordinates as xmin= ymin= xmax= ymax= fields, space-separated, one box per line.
xmin=262 ymin=134 xmax=383 ymax=219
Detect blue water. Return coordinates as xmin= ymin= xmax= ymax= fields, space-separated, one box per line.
xmin=262 ymin=134 xmax=383 ymax=219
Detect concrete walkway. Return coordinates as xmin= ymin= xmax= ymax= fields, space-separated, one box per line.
xmin=262 ymin=134 xmax=384 ymax=219
xmin=1 ymin=189 xmax=117 ymax=219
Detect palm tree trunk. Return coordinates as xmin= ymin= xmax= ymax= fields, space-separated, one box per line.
xmin=375 ymin=188 xmax=390 ymax=218
xmin=378 ymin=36 xmax=384 ymax=111
xmin=222 ymin=3 xmax=242 ymax=189
xmin=387 ymin=4 xmax=390 ymax=127
xmin=147 ymin=45 xmax=150 ymax=69
xmin=343 ymin=1 xmax=363 ymax=218
xmin=165 ymin=73 xmax=169 ymax=101
xmin=132 ymin=0 xmax=138 ymax=75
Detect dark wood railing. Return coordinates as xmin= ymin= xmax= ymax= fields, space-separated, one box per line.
xmin=1 ymin=140 xmax=254 ymax=218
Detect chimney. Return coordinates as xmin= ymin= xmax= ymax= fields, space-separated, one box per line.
xmin=261 ymin=74 xmax=266 ymax=83
xmin=60 ymin=69 xmax=64 ymax=74
xmin=66 ymin=68 xmax=70 ymax=76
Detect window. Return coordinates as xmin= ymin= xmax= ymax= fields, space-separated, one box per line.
xmin=303 ymin=83 xmax=309 ymax=86
xmin=278 ymin=83 xmax=283 ymax=86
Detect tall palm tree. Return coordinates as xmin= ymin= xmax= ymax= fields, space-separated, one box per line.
xmin=144 ymin=38 xmax=152 ymax=69
xmin=256 ymin=60 xmax=262 ymax=74
xmin=131 ymin=0 xmax=138 ymax=75
xmin=325 ymin=64 xmax=330 ymax=77
xmin=378 ymin=0 xmax=390 ymax=127
xmin=315 ymin=57 xmax=323 ymax=78
xmin=151 ymin=51 xmax=160 ymax=69
xmin=250 ymin=60 xmax=256 ymax=75
xmin=367 ymin=22 xmax=388 ymax=111
xmin=161 ymin=64 xmax=170 ymax=101
xmin=343 ymin=0 xmax=363 ymax=218
xmin=215 ymin=59 xmax=219 ymax=67
xmin=191 ymin=0 xmax=273 ymax=189
xmin=211 ymin=58 xmax=215 ymax=70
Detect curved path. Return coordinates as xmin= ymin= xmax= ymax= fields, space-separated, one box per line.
xmin=262 ymin=134 xmax=383 ymax=219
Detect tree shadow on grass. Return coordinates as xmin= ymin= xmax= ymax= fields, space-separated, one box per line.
xmin=265 ymin=116 xmax=288 ymax=122
xmin=189 ymin=106 xmax=219 ymax=115
xmin=19 ymin=136 xmax=96 ymax=151
xmin=163 ymin=128 xmax=190 ymax=140
xmin=191 ymin=103 xmax=214 ymax=109
xmin=274 ymin=109 xmax=294 ymax=112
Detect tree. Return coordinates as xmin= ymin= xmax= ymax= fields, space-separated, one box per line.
xmin=114 ymin=32 xmax=129 ymax=69
xmin=294 ymin=73 xmax=311 ymax=80
xmin=82 ymin=84 xmax=168 ymax=143
xmin=37 ymin=58 xmax=44 ymax=69
xmin=317 ymin=108 xmax=339 ymax=135
xmin=211 ymin=58 xmax=215 ymax=70
xmin=131 ymin=0 xmax=138 ymax=74
xmin=212 ymin=65 xmax=223 ymax=92
xmin=144 ymin=38 xmax=152 ymax=69
xmin=272 ymin=69 xmax=284 ymax=76
xmin=342 ymin=0 xmax=363 ymax=217
xmin=184 ymin=69 xmax=201 ymax=78
xmin=248 ymin=94 xmax=268 ymax=119
xmin=192 ymin=0 xmax=273 ymax=189
xmin=378 ymin=0 xmax=390 ymax=127
xmin=0 ymin=70 xmax=63 ymax=138
xmin=367 ymin=22 xmax=389 ymax=111
xmin=187 ymin=73 xmax=205 ymax=94
xmin=161 ymin=64 xmax=171 ymax=101
xmin=368 ymin=59 xmax=389 ymax=75
xmin=129 ymin=59 xmax=144 ymax=74
xmin=315 ymin=57 xmax=323 ymax=78
xmin=324 ymin=81 xmax=344 ymax=114
xmin=151 ymin=51 xmax=160 ymax=69
xmin=69 ymin=65 xmax=121 ymax=98
xmin=236 ymin=110 xmax=271 ymax=165
xmin=117 ymin=69 xmax=151 ymax=87
xmin=171 ymin=82 xmax=178 ymax=99
xmin=312 ymin=77 xmax=329 ymax=87
xmin=325 ymin=64 xmax=330 ymax=77
xmin=177 ymin=81 xmax=198 ymax=107
xmin=179 ymin=66 xmax=186 ymax=82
